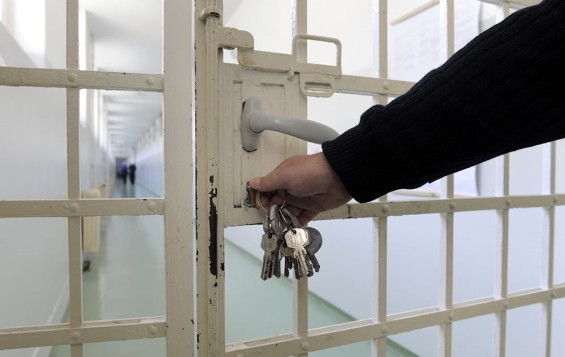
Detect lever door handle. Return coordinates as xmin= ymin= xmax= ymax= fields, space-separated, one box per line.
xmin=241 ymin=97 xmax=339 ymax=152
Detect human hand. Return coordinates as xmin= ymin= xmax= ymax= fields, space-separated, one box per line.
xmin=249 ymin=152 xmax=351 ymax=226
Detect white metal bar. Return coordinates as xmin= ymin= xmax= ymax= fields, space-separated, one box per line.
xmin=225 ymin=285 xmax=565 ymax=356
xmin=200 ymin=65 xmax=413 ymax=97
xmin=543 ymin=142 xmax=556 ymax=356
xmin=212 ymin=2 xmax=227 ymax=352
xmin=545 ymin=299 xmax=554 ymax=357
xmin=495 ymin=151 xmax=511 ymax=356
xmin=195 ymin=0 xmax=210 ymax=354
xmin=291 ymin=2 xmax=309 ymax=356
xmin=440 ymin=211 xmax=454 ymax=357
xmin=0 ymin=318 xmax=166 ymax=349
xmin=438 ymin=0 xmax=455 ymax=202
xmin=498 ymin=87 xmax=510 ymax=357
xmin=226 ymin=194 xmax=565 ymax=226
xmin=293 ymin=278 xmax=309 ymax=356
xmin=481 ymin=0 xmax=540 ymax=8
xmin=349 ymin=195 xmax=565 ymax=217
xmin=163 ymin=0 xmax=195 ymax=355
xmin=195 ymin=0 xmax=223 ymax=355
xmin=373 ymin=215 xmax=388 ymax=357
xmin=372 ymin=0 xmax=389 ymax=355
xmin=0 ymin=199 xmax=164 ymax=217
xmin=335 ymin=75 xmax=413 ymax=96
xmin=498 ymin=2 xmax=511 ymax=21
xmin=66 ymin=1 xmax=83 ymax=357
xmin=439 ymin=1 xmax=454 ymax=355
xmin=390 ymin=0 xmax=439 ymax=26
xmin=0 ymin=67 xmax=163 ymax=91
xmin=333 ymin=194 xmax=565 ymax=219
xmin=439 ymin=0 xmax=454 ymax=61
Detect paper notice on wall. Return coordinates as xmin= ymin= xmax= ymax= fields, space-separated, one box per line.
xmin=389 ymin=0 xmax=481 ymax=83
xmin=389 ymin=0 xmax=481 ymax=195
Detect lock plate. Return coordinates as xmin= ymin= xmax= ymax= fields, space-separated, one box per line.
xmin=221 ymin=64 xmax=306 ymax=225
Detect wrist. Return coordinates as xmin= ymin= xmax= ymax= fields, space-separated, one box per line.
xmin=316 ymin=152 xmax=351 ymax=202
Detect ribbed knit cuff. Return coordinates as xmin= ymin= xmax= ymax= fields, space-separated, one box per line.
xmin=322 ymin=122 xmax=406 ymax=203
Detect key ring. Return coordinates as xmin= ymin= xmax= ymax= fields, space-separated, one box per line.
xmin=254 ymin=188 xmax=288 ymax=213
xmin=256 ymin=191 xmax=268 ymax=212
xmin=277 ymin=205 xmax=297 ymax=234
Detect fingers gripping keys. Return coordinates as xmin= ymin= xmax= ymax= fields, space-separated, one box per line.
xmin=259 ymin=203 xmax=323 ymax=280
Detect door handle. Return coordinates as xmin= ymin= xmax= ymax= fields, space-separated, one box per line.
xmin=241 ymin=97 xmax=339 ymax=152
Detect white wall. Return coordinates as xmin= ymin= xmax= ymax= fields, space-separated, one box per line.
xmin=134 ymin=130 xmax=164 ymax=196
xmin=1 ymin=0 xmax=46 ymax=67
xmin=0 ymin=45 xmax=68 ymax=356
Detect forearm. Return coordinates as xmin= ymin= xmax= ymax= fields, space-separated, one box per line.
xmin=323 ymin=0 xmax=565 ymax=202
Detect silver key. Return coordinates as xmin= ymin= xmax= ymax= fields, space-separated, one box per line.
xmin=304 ymin=227 xmax=322 ymax=272
xmin=260 ymin=209 xmax=274 ymax=279
xmin=293 ymin=257 xmax=301 ymax=279
xmin=262 ymin=210 xmax=272 ymax=236
xmin=260 ymin=233 xmax=278 ymax=280
xmin=284 ymin=255 xmax=292 ymax=277
xmin=284 ymin=228 xmax=310 ymax=279
xmin=279 ymin=241 xmax=298 ymax=277
xmin=271 ymin=236 xmax=282 ymax=278
xmin=278 ymin=207 xmax=313 ymax=278
xmin=268 ymin=205 xmax=285 ymax=278
xmin=260 ymin=205 xmax=282 ymax=280
xmin=260 ymin=233 xmax=272 ymax=280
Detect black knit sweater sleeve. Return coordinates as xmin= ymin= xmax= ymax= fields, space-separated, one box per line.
xmin=322 ymin=0 xmax=565 ymax=203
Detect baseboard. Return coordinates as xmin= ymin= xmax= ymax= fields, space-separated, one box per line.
xmin=31 ymin=285 xmax=69 ymax=357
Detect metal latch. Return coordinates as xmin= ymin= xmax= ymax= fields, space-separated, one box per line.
xmin=218 ymin=29 xmax=342 ymax=98
xmin=245 ymin=182 xmax=258 ymax=208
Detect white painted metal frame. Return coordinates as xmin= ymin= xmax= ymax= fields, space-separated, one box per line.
xmin=196 ymin=0 xmax=563 ymax=356
xmin=3 ymin=0 xmax=559 ymax=356
xmin=0 ymin=0 xmax=194 ymax=356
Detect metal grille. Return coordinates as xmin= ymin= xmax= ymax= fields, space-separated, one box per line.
xmin=1 ymin=0 xmax=564 ymax=357
xmin=0 ymin=0 xmax=193 ymax=356
xmin=196 ymin=0 xmax=564 ymax=356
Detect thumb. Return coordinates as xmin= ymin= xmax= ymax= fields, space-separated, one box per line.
xmin=249 ymin=170 xmax=286 ymax=193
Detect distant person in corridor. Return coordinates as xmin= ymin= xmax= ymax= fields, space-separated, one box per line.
xmin=128 ymin=163 xmax=137 ymax=185
xmin=120 ymin=162 xmax=128 ymax=184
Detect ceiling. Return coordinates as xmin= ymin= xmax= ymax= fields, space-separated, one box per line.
xmin=81 ymin=0 xmax=241 ymax=160
xmin=81 ymin=0 xmax=163 ymax=160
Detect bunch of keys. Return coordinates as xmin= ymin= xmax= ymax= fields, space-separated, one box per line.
xmin=260 ymin=201 xmax=323 ymax=280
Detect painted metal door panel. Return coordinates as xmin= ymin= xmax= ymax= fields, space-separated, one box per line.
xmin=221 ymin=63 xmax=306 ymax=225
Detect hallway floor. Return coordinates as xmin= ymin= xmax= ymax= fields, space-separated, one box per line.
xmin=50 ymin=182 xmax=166 ymax=356
xmin=49 ymin=181 xmax=410 ymax=356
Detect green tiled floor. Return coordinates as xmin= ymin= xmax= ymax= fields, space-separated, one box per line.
xmin=50 ymin=182 xmax=166 ymax=357
xmin=50 ymin=181 xmax=414 ymax=357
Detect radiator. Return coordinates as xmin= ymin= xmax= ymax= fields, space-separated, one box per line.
xmin=82 ymin=188 xmax=101 ymax=253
